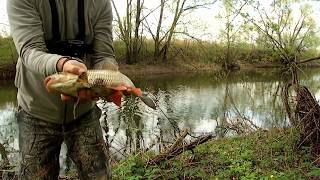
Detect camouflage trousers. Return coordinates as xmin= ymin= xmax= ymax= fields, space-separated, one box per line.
xmin=16 ymin=106 xmax=111 ymax=180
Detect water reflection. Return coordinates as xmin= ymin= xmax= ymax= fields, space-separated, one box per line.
xmin=1 ymin=69 xmax=320 ymax=162
xmin=0 ymin=82 xmax=18 ymax=166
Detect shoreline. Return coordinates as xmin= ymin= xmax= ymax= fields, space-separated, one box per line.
xmin=1 ymin=61 xmax=320 ymax=80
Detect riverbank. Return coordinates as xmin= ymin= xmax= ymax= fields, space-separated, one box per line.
xmin=111 ymin=128 xmax=320 ymax=179
xmin=0 ymin=61 xmax=222 ymax=81
xmin=2 ymin=59 xmax=320 ymax=80
xmin=0 ymin=60 xmax=226 ymax=80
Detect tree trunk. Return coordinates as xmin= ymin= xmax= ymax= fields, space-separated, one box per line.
xmin=132 ymin=0 xmax=142 ymax=63
xmin=154 ymin=0 xmax=165 ymax=61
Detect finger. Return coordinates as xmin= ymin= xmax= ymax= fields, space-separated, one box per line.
xmin=61 ymin=94 xmax=73 ymax=101
xmin=70 ymin=66 xmax=85 ymax=76
xmin=76 ymin=62 xmax=87 ymax=74
xmin=64 ymin=60 xmax=87 ymax=75
xmin=44 ymin=77 xmax=53 ymax=92
xmin=44 ymin=77 xmax=51 ymax=85
xmin=78 ymin=89 xmax=93 ymax=102
xmin=78 ymin=90 xmax=88 ymax=99
xmin=85 ymin=89 xmax=92 ymax=99
xmin=92 ymin=97 xmax=99 ymax=101
xmin=77 ymin=67 xmax=86 ymax=75
xmin=89 ymin=90 xmax=100 ymax=101
xmin=123 ymin=89 xmax=131 ymax=96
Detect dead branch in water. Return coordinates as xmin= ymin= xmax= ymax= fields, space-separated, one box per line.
xmin=148 ymin=130 xmax=215 ymax=165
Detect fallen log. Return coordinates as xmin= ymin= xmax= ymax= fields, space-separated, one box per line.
xmin=148 ymin=131 xmax=215 ymax=165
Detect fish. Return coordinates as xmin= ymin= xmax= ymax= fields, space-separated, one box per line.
xmin=44 ymin=69 xmax=157 ymax=110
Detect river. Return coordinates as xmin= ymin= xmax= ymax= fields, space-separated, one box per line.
xmin=1 ymin=68 xmax=320 ymax=172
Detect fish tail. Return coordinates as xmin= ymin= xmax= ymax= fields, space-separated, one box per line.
xmin=139 ymin=93 xmax=157 ymax=110
xmin=130 ymin=88 xmax=156 ymax=109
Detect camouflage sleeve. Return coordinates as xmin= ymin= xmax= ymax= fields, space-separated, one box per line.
xmin=7 ymin=0 xmax=62 ymax=76
xmin=91 ymin=0 xmax=118 ymax=70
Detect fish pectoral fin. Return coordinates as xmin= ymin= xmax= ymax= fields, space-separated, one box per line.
xmin=108 ymin=91 xmax=122 ymax=107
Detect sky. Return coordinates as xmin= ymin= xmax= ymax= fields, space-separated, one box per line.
xmin=1 ymin=0 xmax=320 ymax=40
xmin=0 ymin=0 xmax=9 ymax=35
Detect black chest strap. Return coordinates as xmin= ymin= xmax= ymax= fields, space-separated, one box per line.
xmin=49 ymin=0 xmax=60 ymax=40
xmin=48 ymin=0 xmax=85 ymax=40
xmin=76 ymin=0 xmax=85 ymax=40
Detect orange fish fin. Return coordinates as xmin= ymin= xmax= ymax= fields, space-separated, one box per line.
xmin=110 ymin=91 xmax=122 ymax=107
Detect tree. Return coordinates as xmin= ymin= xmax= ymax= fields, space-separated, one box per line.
xmin=244 ymin=0 xmax=319 ymax=66
xmin=112 ymin=0 xmax=144 ymax=64
xmin=217 ymin=0 xmax=249 ymax=70
xmin=145 ymin=0 xmax=217 ymax=61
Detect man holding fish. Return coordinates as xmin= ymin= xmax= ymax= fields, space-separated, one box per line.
xmin=7 ymin=0 xmax=119 ymax=179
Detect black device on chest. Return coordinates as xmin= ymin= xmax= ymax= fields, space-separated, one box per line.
xmin=45 ymin=0 xmax=92 ymax=58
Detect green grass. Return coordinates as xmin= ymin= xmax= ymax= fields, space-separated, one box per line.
xmin=112 ymin=128 xmax=320 ymax=179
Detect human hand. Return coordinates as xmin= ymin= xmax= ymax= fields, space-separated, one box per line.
xmin=56 ymin=58 xmax=97 ymax=102
xmin=57 ymin=58 xmax=87 ymax=75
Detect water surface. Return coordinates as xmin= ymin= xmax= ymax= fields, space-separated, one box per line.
xmin=1 ymin=69 xmax=320 ymax=165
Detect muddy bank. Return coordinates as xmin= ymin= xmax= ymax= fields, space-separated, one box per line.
xmin=118 ymin=61 xmax=221 ymax=76
xmin=0 ymin=63 xmax=16 ymax=80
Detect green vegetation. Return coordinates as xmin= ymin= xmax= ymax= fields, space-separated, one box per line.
xmin=1 ymin=36 xmax=318 ymax=67
xmin=113 ymin=39 xmax=318 ymax=66
xmin=112 ymin=129 xmax=320 ymax=179
xmin=0 ymin=37 xmax=17 ymax=65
